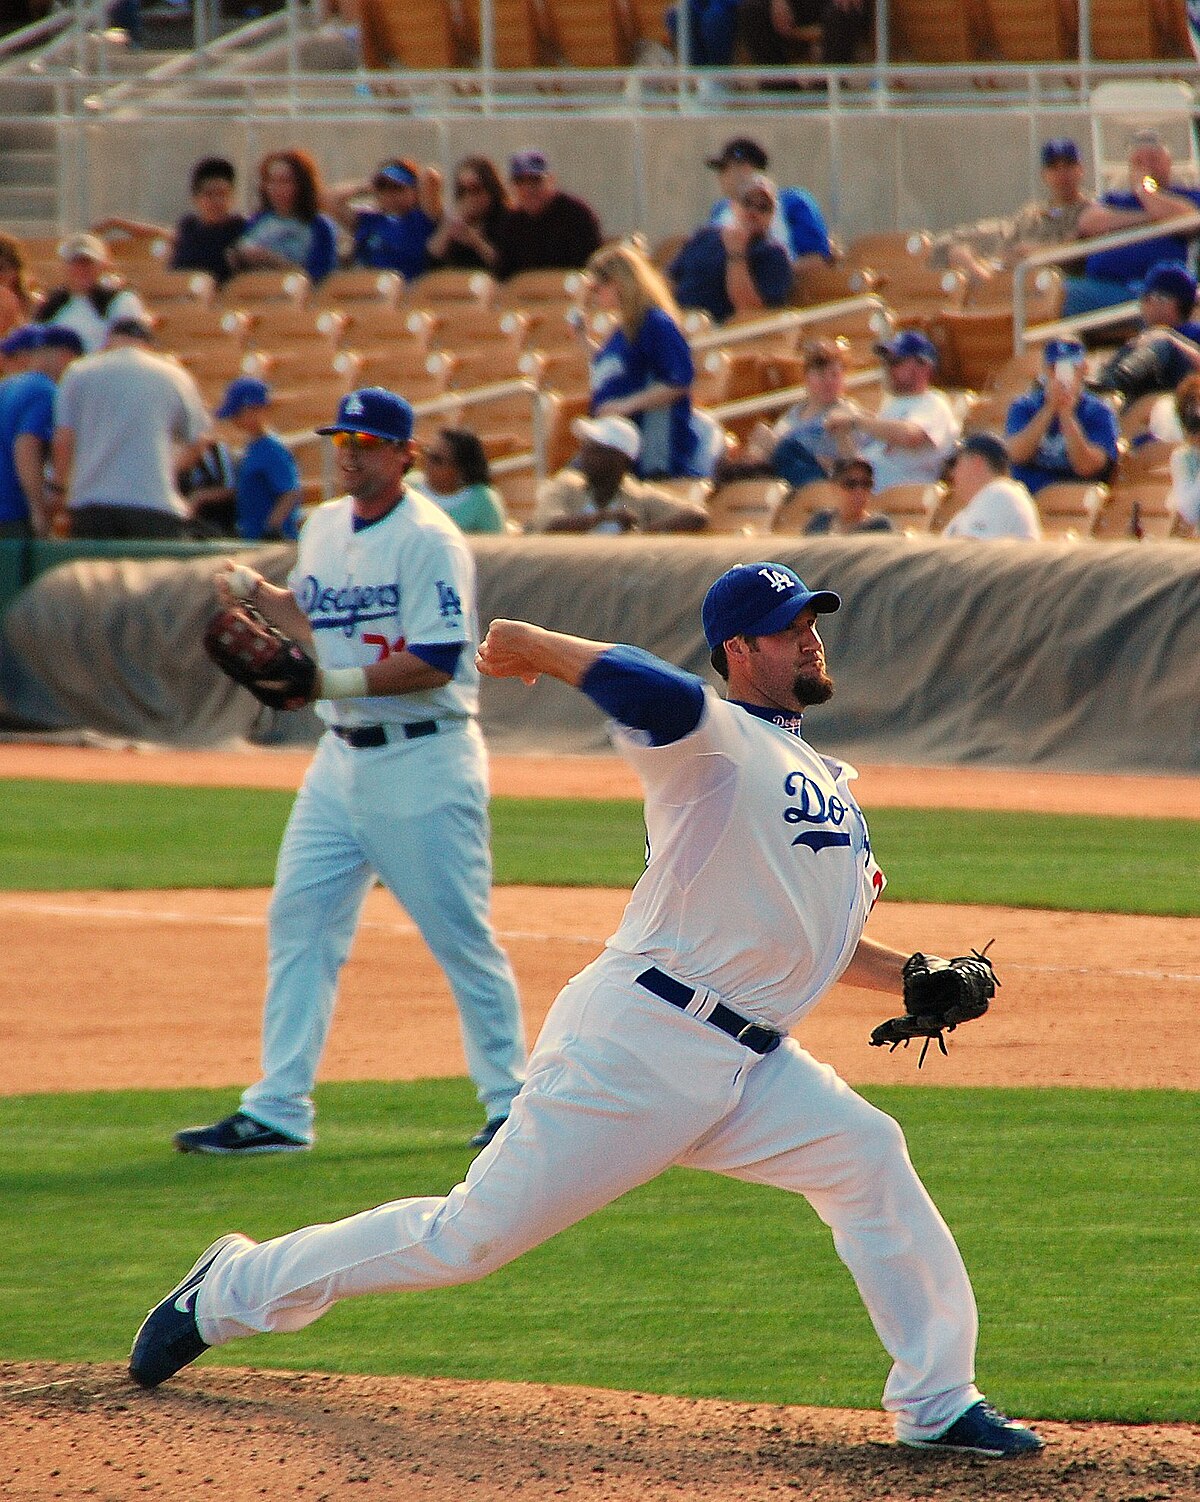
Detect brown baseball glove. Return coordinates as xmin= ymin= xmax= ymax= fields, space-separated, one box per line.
xmin=203 ymin=603 xmax=318 ymax=712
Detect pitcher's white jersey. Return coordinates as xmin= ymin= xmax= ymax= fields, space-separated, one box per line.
xmin=290 ymin=488 xmax=480 ymax=729
xmin=607 ymin=689 xmax=884 ymax=1028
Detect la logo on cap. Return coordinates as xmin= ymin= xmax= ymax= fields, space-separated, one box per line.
xmin=760 ymin=568 xmax=795 ymax=592
xmin=345 ymin=393 xmax=364 ymax=416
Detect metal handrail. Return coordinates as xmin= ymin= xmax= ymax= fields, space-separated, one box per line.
xmin=1012 ymin=209 xmax=1200 ymax=352
xmin=690 ymin=297 xmax=888 ymax=356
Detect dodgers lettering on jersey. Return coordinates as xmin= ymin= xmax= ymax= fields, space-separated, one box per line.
xmin=288 ymin=486 xmax=478 ymax=728
xmin=606 ymin=689 xmax=883 ymax=1029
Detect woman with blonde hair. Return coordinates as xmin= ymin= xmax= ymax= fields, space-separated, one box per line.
xmin=582 ymin=241 xmax=700 ymax=478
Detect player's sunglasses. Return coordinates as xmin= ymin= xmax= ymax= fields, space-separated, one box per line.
xmin=329 ymin=431 xmax=396 ymax=452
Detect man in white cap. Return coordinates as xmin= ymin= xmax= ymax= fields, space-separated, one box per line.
xmin=35 ymin=233 xmax=150 ymax=353
xmin=528 ymin=415 xmax=710 ymax=534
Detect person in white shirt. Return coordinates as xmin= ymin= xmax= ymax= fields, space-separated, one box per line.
xmin=1167 ymin=374 xmax=1200 ymax=535
xmin=941 ymin=432 xmax=1042 ymax=541
xmin=826 ymin=331 xmax=960 ymax=492
xmin=35 ymin=234 xmax=150 ymax=355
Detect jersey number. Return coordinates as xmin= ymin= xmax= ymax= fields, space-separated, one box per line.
xmin=363 ymin=633 xmax=407 ymax=661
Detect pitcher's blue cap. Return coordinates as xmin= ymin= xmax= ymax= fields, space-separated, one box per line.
xmin=702 ymin=563 xmax=840 ymax=651
xmin=216 ymin=375 xmax=270 ymax=419
xmin=316 ymin=386 xmax=414 ymax=442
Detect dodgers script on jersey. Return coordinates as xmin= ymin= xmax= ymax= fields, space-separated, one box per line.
xmin=608 ymin=690 xmax=884 ymax=1028
xmin=289 ymin=488 xmax=479 ymax=729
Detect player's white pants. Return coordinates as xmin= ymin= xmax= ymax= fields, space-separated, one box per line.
xmin=203 ymin=951 xmax=980 ymax=1439
xmin=240 ymin=726 xmax=526 ymax=1141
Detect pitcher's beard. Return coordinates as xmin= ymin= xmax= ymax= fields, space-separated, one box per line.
xmin=795 ymin=669 xmax=834 ymax=707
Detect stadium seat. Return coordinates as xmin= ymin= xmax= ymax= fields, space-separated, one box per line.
xmin=356 ymin=0 xmax=468 ymax=69
xmin=497 ymin=467 xmax=542 ymax=528
xmin=888 ymin=0 xmax=991 ymax=61
xmin=221 ymin=269 xmax=311 ymax=306
xmin=792 ymin=260 xmax=876 ymax=307
xmin=773 ymin=479 xmax=839 ymax=533
xmin=931 ymin=308 xmax=1020 ymax=390
xmin=1087 ymin=0 xmax=1190 ymax=60
xmin=704 ymin=478 xmax=788 ymax=534
xmin=959 ymin=391 xmax=1010 ymax=434
xmin=1032 ymin=480 xmax=1109 ymax=539
xmin=876 ymin=481 xmax=944 ymax=532
xmin=844 ymin=231 xmax=932 ymax=275
xmin=408 ymin=267 xmax=496 ymax=306
xmin=1116 ymin=437 xmax=1174 ymax=481
xmin=540 ymin=0 xmax=638 ymax=65
xmin=983 ymin=0 xmax=1076 ymax=60
xmin=1092 ymin=478 xmax=1183 ymax=538
xmin=136 ymin=268 xmax=217 ymax=306
xmin=311 ymin=268 xmax=405 ymax=311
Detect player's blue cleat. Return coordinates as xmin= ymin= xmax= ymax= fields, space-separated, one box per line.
xmin=173 ymin=1112 xmax=309 ymax=1155
xmin=129 ymin=1233 xmax=254 ymax=1388
xmin=902 ymin=1400 xmax=1045 ymax=1458
xmin=468 ymin=1115 xmax=508 ymax=1149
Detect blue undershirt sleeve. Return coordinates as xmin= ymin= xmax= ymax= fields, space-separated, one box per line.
xmin=408 ymin=642 xmax=464 ymax=675
xmin=579 ymin=644 xmax=706 ymax=746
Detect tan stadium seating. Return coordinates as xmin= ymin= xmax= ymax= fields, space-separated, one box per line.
xmin=221 ymin=268 xmax=311 ymax=307
xmin=773 ymin=479 xmax=840 ymax=534
xmin=407 ymin=267 xmax=495 ymax=306
xmin=889 ymin=0 xmax=991 ymax=60
xmin=983 ymin=0 xmax=1076 ymax=60
xmin=1032 ymin=480 xmax=1109 ymax=539
xmin=1093 ymin=479 xmax=1184 ymax=539
xmin=540 ymin=0 xmax=638 ymax=65
xmin=311 ymin=268 xmax=405 ymax=311
xmin=704 ymin=478 xmax=789 ymax=535
xmin=1087 ymin=0 xmax=1190 ymax=59
xmin=877 ymin=481 xmax=945 ymax=533
xmin=137 ymin=268 xmax=217 ymax=306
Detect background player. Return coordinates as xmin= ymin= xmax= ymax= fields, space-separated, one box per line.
xmin=173 ymin=386 xmax=526 ymax=1154
xmin=134 ymin=561 xmax=1042 ymax=1461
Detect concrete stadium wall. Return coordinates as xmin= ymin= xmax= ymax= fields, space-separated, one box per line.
xmin=73 ymin=107 xmax=1094 ymax=247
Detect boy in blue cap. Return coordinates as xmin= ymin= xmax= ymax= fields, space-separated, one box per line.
xmin=0 ymin=324 xmax=83 ymax=538
xmin=215 ymin=375 xmax=303 ymax=541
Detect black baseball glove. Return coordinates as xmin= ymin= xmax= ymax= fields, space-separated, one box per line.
xmin=869 ymin=946 xmax=998 ymax=1066
xmin=203 ymin=602 xmax=318 ymax=712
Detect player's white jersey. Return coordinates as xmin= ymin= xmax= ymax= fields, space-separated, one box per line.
xmin=289 ymin=488 xmax=480 ymax=728
xmin=607 ymin=689 xmax=884 ymax=1029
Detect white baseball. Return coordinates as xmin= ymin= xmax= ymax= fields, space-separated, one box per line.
xmin=226 ymin=564 xmax=258 ymax=601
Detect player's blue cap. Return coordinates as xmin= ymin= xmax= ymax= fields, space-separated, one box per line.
xmin=216 ymin=375 xmax=271 ymax=419
xmin=316 ymin=386 xmax=414 ymax=443
xmin=875 ymin=329 xmax=938 ymax=365
xmin=0 ymin=324 xmax=45 ymax=356
xmin=702 ymin=563 xmax=840 ymax=651
xmin=1141 ymin=259 xmax=1198 ymax=312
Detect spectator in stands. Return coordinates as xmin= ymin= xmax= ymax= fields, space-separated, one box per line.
xmin=1005 ymin=338 xmax=1119 ymax=495
xmin=670 ymin=173 xmax=793 ymax=325
xmin=324 ymin=159 xmax=443 ymax=283
xmin=1091 ymin=261 xmax=1200 ymax=405
xmin=528 ymin=416 xmax=708 ymax=534
xmin=34 ymin=234 xmax=150 ymax=354
xmin=213 ymin=376 xmax=303 ymax=541
xmin=803 ymin=455 xmax=893 ymax=534
xmin=0 ymin=234 xmax=39 ymax=338
xmin=0 ymin=325 xmax=83 ymax=539
xmin=92 ymin=156 xmax=249 ymax=288
xmin=736 ymin=0 xmax=871 ymax=69
xmin=51 ymin=317 xmax=212 ymax=539
xmin=713 ymin=335 xmax=859 ymax=488
xmin=826 ymin=330 xmax=960 ymax=491
xmin=1063 ymin=131 xmax=1200 ymax=318
xmin=705 ymin=136 xmax=833 ymax=271
xmin=1167 ymin=373 xmax=1200 ymax=536
xmin=228 ymin=149 xmax=340 ymax=285
xmin=940 ymin=431 xmax=1042 ymax=540
xmin=409 ymin=428 xmax=509 ymax=534
xmin=179 ymin=435 xmax=239 ymax=538
xmin=582 ymin=242 xmax=700 ymax=479
xmin=665 ymin=0 xmax=741 ymax=65
xmin=929 ymin=138 xmax=1092 ymax=286
xmin=492 ymin=150 xmax=603 ymax=281
xmin=425 ymin=156 xmax=510 ymax=274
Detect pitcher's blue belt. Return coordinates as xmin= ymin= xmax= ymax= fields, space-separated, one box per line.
xmin=332 ymin=721 xmax=438 ymax=748
xmin=635 ymin=966 xmax=783 ymax=1055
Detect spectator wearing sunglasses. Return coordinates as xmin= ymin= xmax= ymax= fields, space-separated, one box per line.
xmin=325 ymin=158 xmax=443 ymax=282
xmin=425 ymin=156 xmax=510 ymax=274
xmin=669 ymin=174 xmax=793 ymax=324
xmin=803 ymin=456 xmax=893 ymax=534
xmin=491 ymin=150 xmax=603 ymax=282
xmin=409 ymin=427 xmax=509 ymax=533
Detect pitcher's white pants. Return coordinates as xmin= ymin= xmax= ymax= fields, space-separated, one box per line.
xmin=200 ymin=952 xmax=980 ymax=1440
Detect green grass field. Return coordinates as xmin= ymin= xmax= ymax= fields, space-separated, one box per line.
xmin=2 ymin=779 xmax=1199 ymax=914
xmin=1 ymin=1080 xmax=1195 ymax=1421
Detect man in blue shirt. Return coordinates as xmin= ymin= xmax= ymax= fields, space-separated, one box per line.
xmin=705 ymin=136 xmax=833 ymax=272
xmin=1004 ymin=338 xmax=1119 ymax=494
xmin=671 ymin=174 xmax=794 ymax=324
xmin=0 ymin=324 xmax=83 ymax=538
xmin=326 ymin=160 xmax=441 ymax=283
xmin=1090 ymin=261 xmax=1200 ymax=403
xmin=1064 ymin=132 xmax=1200 ymax=317
xmin=215 ymin=376 xmax=303 ymax=541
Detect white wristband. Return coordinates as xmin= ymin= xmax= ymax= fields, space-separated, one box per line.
xmin=318 ymin=666 xmax=369 ymax=700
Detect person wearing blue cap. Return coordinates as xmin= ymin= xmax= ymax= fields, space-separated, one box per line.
xmin=0 ymin=325 xmax=82 ymax=538
xmin=325 ymin=158 xmax=443 ymax=282
xmin=940 ymin=432 xmax=1041 ymax=540
xmin=492 ymin=150 xmax=603 ymax=281
xmin=826 ymin=330 xmax=960 ymax=491
xmin=1065 ymin=133 xmax=1200 ymax=318
xmin=1090 ymin=260 xmax=1200 ymax=406
xmin=213 ymin=376 xmax=302 ymax=541
xmin=1005 ymin=338 xmax=1119 ymax=494
xmin=134 ymin=557 xmax=1044 ymax=1464
xmin=172 ymin=385 xmax=527 ymax=1159
xmin=929 ymin=137 xmax=1091 ymax=285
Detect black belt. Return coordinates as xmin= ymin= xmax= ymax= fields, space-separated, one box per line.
xmin=332 ymin=721 xmax=438 ymax=748
xmin=636 ymin=966 xmax=783 ymax=1055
